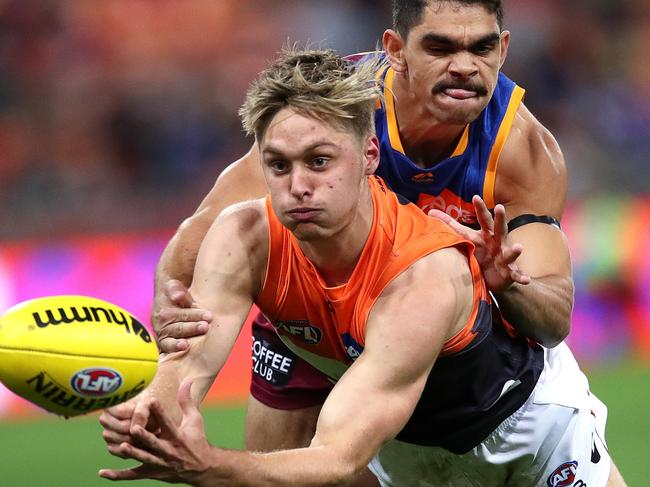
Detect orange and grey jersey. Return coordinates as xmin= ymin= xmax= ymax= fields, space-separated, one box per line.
xmin=347 ymin=52 xmax=525 ymax=227
xmin=257 ymin=176 xmax=543 ymax=453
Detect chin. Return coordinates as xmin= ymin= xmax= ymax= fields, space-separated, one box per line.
xmin=431 ymin=97 xmax=485 ymax=125
xmin=435 ymin=105 xmax=482 ymax=125
xmin=291 ymin=225 xmax=326 ymax=242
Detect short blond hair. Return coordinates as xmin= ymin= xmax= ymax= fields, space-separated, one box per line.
xmin=239 ymin=47 xmax=381 ymax=143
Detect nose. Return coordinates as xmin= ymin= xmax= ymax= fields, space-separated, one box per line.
xmin=289 ymin=165 xmax=313 ymax=200
xmin=448 ymin=51 xmax=478 ymax=79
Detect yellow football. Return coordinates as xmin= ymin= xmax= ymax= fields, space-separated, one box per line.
xmin=0 ymin=295 xmax=158 ymax=417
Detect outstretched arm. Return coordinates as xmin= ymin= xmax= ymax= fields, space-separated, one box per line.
xmin=100 ymin=200 xmax=267 ymax=458
xmin=152 ymin=145 xmax=268 ymax=353
xmin=99 ymin=246 xmax=474 ymax=486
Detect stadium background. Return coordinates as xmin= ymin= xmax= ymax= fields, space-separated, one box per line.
xmin=0 ymin=0 xmax=648 ymax=485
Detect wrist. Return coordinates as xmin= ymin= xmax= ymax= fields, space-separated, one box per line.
xmin=195 ymin=447 xmax=238 ymax=487
xmin=492 ymin=280 xmax=519 ymax=298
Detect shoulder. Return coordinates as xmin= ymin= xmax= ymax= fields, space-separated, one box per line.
xmin=196 ymin=198 xmax=269 ymax=297
xmin=495 ymin=102 xmax=568 ymax=218
xmin=210 ymin=198 xmax=269 ymax=246
xmin=386 ymin=246 xmax=471 ymax=293
xmin=372 ymin=246 xmax=473 ymax=342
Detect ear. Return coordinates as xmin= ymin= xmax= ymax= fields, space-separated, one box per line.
xmin=383 ymin=29 xmax=407 ymax=74
xmin=363 ymin=134 xmax=381 ymax=175
xmin=498 ymin=30 xmax=510 ymax=69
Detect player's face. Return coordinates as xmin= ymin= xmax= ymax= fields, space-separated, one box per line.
xmin=387 ymin=3 xmax=509 ymax=125
xmin=259 ymin=107 xmax=379 ymax=242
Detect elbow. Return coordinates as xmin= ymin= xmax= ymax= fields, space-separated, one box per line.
xmin=326 ymin=464 xmax=366 ymax=487
xmin=540 ymin=277 xmax=574 ymax=348
xmin=317 ymin=449 xmax=373 ymax=486
xmin=539 ymin=330 xmax=568 ymax=349
xmin=538 ymin=302 xmax=572 ymax=348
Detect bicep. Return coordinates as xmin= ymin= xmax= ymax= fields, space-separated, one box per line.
xmin=309 ymin=249 xmax=473 ymax=466
xmin=497 ymin=105 xmax=568 ymax=221
xmin=508 ymin=223 xmax=572 ymax=280
xmin=498 ymin=105 xmax=571 ymax=278
xmin=174 ymin=205 xmax=265 ymax=399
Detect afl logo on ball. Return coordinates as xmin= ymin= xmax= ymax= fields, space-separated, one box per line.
xmin=71 ymin=368 xmax=123 ymax=397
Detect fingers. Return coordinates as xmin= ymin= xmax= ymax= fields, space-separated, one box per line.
xmin=428 ymin=209 xmax=475 ymax=240
xmin=99 ymin=467 xmax=141 ymax=481
xmin=99 ymin=464 xmax=161 ymax=481
xmin=100 ymin=411 xmax=133 ymax=447
xmin=117 ymin=435 xmax=167 ymax=466
xmin=427 ymin=209 xmax=453 ymax=223
xmin=492 ymin=203 xmax=508 ymax=243
xmin=100 ymin=403 xmax=137 ymax=453
xmin=501 ymin=244 xmax=531 ymax=285
xmin=146 ymin=396 xmax=178 ymax=435
xmin=131 ymin=397 xmax=153 ymax=432
xmin=158 ymin=337 xmax=189 ymax=354
xmin=155 ymin=311 xmax=211 ymax=354
xmin=157 ymin=307 xmax=212 ymax=330
xmin=472 ymin=195 xmax=495 ymax=234
xmin=164 ymin=279 xmax=194 ymax=308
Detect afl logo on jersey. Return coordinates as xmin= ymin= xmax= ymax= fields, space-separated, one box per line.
xmin=276 ymin=320 xmax=323 ymax=345
xmin=547 ymin=461 xmax=578 ymax=487
xmin=71 ymin=368 xmax=123 ymax=397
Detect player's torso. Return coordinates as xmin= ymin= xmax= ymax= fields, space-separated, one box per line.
xmin=256 ymin=177 xmax=463 ymax=381
xmin=366 ymin=54 xmax=525 ymax=226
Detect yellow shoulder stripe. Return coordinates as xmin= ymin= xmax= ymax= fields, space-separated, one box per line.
xmin=482 ymin=85 xmax=526 ymax=208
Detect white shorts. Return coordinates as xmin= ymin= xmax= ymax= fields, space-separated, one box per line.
xmin=369 ymin=342 xmax=611 ymax=487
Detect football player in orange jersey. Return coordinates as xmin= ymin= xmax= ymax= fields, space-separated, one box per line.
xmin=147 ymin=1 xmax=626 ymax=484
xmin=100 ymin=48 xmax=615 ymax=487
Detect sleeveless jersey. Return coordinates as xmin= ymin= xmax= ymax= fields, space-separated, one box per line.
xmin=256 ymin=176 xmax=543 ymax=453
xmin=348 ymin=52 xmax=526 ymax=227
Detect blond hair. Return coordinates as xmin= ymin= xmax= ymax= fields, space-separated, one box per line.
xmin=239 ymin=47 xmax=382 ymax=142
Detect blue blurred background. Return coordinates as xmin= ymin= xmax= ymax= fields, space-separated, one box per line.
xmin=0 ymin=0 xmax=648 ymax=483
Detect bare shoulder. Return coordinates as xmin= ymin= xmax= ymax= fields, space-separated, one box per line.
xmin=370 ymin=246 xmax=473 ymax=343
xmin=211 ymin=197 xmax=269 ymax=248
xmin=496 ymin=102 xmax=568 ymax=218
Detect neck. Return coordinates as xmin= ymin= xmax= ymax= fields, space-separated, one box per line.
xmin=298 ymin=183 xmax=374 ymax=287
xmin=391 ymin=72 xmax=467 ymax=167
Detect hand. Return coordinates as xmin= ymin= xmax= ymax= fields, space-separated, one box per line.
xmin=99 ymin=394 xmax=159 ymax=460
xmin=152 ymin=280 xmax=212 ymax=354
xmin=428 ymin=195 xmax=531 ymax=293
xmin=98 ymin=379 xmax=216 ymax=485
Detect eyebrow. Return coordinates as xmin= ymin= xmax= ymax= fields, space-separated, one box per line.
xmin=262 ymin=141 xmax=339 ymax=156
xmin=421 ymin=32 xmax=501 ymax=49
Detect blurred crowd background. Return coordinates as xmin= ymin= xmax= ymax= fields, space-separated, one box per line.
xmin=1 ymin=0 xmax=648 ymax=240
xmin=1 ymin=0 xmax=650 ymax=365
xmin=1 ymin=3 xmax=648 ymax=481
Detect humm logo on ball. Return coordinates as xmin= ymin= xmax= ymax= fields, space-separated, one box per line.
xmin=31 ymin=306 xmax=152 ymax=343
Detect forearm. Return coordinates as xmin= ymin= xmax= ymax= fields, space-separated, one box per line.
xmin=494 ymin=275 xmax=573 ymax=347
xmin=197 ymin=446 xmax=360 ymax=487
